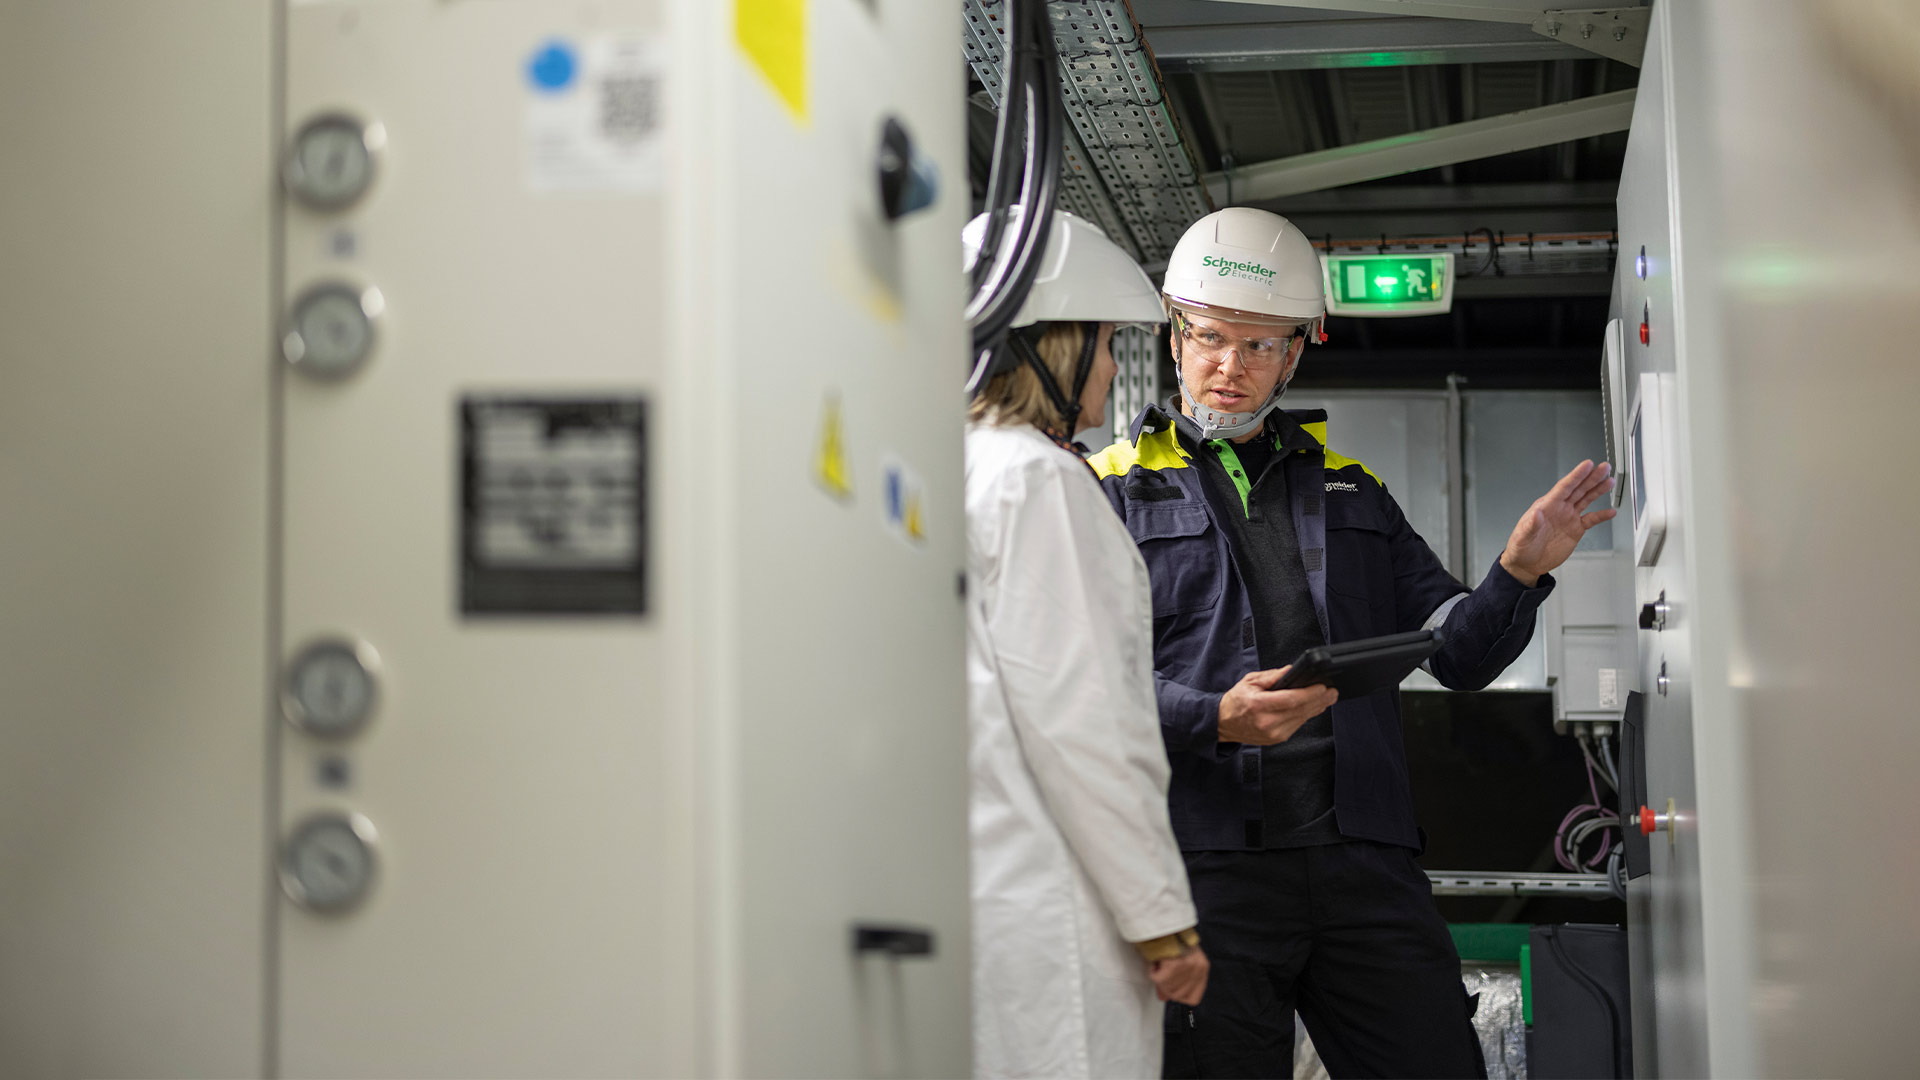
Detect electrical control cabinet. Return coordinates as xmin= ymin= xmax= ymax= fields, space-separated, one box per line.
xmin=4 ymin=2 xmax=969 ymax=1076
xmin=1611 ymin=14 xmax=1719 ymax=1075
xmin=1609 ymin=2 xmax=1920 ymax=1075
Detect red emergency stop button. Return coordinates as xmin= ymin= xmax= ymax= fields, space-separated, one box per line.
xmin=1638 ymin=805 xmax=1657 ymax=835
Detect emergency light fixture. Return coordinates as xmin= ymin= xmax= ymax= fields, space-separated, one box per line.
xmin=1321 ymin=252 xmax=1455 ymax=317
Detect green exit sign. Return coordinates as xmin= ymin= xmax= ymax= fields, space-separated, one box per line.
xmin=1322 ymin=252 xmax=1455 ymax=317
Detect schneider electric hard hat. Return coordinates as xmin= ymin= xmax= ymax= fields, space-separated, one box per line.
xmin=1163 ymin=207 xmax=1325 ymax=440
xmin=1162 ymin=207 xmax=1326 ymax=325
xmin=963 ymin=208 xmax=1166 ymax=330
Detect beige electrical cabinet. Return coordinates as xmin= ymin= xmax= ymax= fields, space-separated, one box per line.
xmin=4 ymin=1 xmax=969 ymax=1076
xmin=1 ymin=4 xmax=276 ymax=1075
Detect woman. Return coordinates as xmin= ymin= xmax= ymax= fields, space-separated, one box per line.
xmin=962 ymin=210 xmax=1208 ymax=1080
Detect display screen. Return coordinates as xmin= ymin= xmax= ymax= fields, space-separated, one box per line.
xmin=1325 ymin=254 xmax=1448 ymax=308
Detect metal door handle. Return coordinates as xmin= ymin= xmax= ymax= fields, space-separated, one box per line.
xmin=852 ymin=923 xmax=936 ymax=958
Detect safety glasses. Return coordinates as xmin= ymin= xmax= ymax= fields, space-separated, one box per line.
xmin=1174 ymin=311 xmax=1304 ymax=371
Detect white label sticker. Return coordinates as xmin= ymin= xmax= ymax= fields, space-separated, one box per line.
xmin=524 ymin=33 xmax=666 ymax=193
xmin=1598 ymin=667 xmax=1621 ymax=709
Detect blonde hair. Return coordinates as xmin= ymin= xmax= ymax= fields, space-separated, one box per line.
xmin=968 ymin=323 xmax=1087 ymax=430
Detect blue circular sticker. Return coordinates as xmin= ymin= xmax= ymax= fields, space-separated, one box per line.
xmin=527 ymin=41 xmax=578 ymax=92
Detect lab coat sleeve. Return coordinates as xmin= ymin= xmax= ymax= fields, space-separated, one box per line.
xmin=982 ymin=458 xmax=1198 ymax=944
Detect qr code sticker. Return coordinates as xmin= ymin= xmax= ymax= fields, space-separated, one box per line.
xmin=600 ymin=75 xmax=658 ymax=142
xmin=526 ymin=33 xmax=665 ymax=193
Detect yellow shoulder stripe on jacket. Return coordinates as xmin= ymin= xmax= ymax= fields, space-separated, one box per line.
xmin=1323 ymin=449 xmax=1383 ymax=487
xmin=1089 ymin=426 xmax=1191 ymax=479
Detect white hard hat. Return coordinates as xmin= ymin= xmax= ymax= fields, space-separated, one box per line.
xmin=1163 ymin=208 xmax=1325 ymax=441
xmin=1162 ymin=207 xmax=1325 ymax=324
xmin=963 ymin=209 xmax=1166 ymax=329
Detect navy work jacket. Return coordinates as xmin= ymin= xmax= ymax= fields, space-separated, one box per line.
xmin=1090 ymin=403 xmax=1553 ymax=851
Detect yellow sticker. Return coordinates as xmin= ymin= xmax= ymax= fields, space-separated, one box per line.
xmin=735 ymin=0 xmax=807 ymax=123
xmin=814 ymin=394 xmax=852 ymax=498
xmin=903 ymin=491 xmax=926 ymax=542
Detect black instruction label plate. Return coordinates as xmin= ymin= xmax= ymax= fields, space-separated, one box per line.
xmin=460 ymin=397 xmax=647 ymax=616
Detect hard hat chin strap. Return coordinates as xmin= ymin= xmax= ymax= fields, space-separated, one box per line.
xmin=1009 ymin=322 xmax=1101 ymax=438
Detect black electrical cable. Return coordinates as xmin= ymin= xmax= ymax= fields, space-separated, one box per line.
xmin=978 ymin=79 xmax=1061 ymax=346
xmin=971 ymin=37 xmax=1062 ymax=353
xmin=967 ymin=0 xmax=1039 ymax=306
xmin=970 ymin=3 xmax=1041 ymax=300
xmin=1465 ymin=226 xmax=1500 ymax=277
xmin=965 ymin=0 xmax=1064 ymax=381
xmin=1546 ymin=930 xmax=1624 ymax=1079
xmin=969 ymin=54 xmax=1030 ymax=299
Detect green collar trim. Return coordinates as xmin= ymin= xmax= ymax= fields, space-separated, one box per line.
xmin=1206 ymin=438 xmax=1274 ymax=518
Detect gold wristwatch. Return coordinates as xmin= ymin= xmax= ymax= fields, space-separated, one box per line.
xmin=1132 ymin=926 xmax=1201 ymax=962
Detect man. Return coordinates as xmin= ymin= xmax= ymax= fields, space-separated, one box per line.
xmin=1089 ymin=207 xmax=1616 ymax=1079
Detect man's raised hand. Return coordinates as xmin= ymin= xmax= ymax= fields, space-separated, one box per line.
xmin=1499 ymin=459 xmax=1618 ymax=586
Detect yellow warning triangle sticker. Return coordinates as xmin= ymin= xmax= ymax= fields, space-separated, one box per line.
xmin=814 ymin=395 xmax=852 ymax=498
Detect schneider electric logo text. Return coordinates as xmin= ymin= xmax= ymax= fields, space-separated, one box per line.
xmin=1202 ymin=256 xmax=1277 ymax=282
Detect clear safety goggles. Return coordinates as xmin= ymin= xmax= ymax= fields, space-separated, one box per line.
xmin=1173 ymin=310 xmax=1305 ymax=372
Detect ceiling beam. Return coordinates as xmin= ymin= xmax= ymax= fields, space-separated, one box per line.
xmin=1260 ymin=181 xmax=1620 ymax=238
xmin=1204 ymin=88 xmax=1635 ymax=202
xmin=1205 ymin=1 xmax=1652 ymax=65
xmin=1149 ymin=17 xmax=1589 ymax=73
xmin=1266 ymin=180 xmax=1617 ymax=212
xmin=1206 ymin=0 xmax=1562 ymax=25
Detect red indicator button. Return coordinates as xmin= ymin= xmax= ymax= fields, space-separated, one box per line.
xmin=1639 ymin=805 xmax=1658 ymax=835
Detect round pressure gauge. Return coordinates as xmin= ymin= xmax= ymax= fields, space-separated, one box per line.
xmin=282 ymin=637 xmax=381 ymax=739
xmin=283 ymin=113 xmax=385 ymax=210
xmin=279 ymin=812 xmax=379 ymax=913
xmin=283 ymin=282 xmax=383 ymax=379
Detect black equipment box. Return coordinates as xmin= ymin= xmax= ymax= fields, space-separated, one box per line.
xmin=1529 ymin=923 xmax=1634 ymax=1078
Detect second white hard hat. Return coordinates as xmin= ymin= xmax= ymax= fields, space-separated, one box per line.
xmin=1162 ymin=207 xmax=1325 ymax=324
xmin=963 ymin=208 xmax=1166 ymax=329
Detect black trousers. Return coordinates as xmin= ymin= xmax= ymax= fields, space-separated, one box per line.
xmin=1163 ymin=842 xmax=1486 ymax=1080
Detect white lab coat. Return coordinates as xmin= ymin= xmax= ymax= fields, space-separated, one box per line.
xmin=965 ymin=421 xmax=1197 ymax=1080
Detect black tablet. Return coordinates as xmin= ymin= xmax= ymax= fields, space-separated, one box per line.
xmin=1272 ymin=630 xmax=1444 ymax=699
